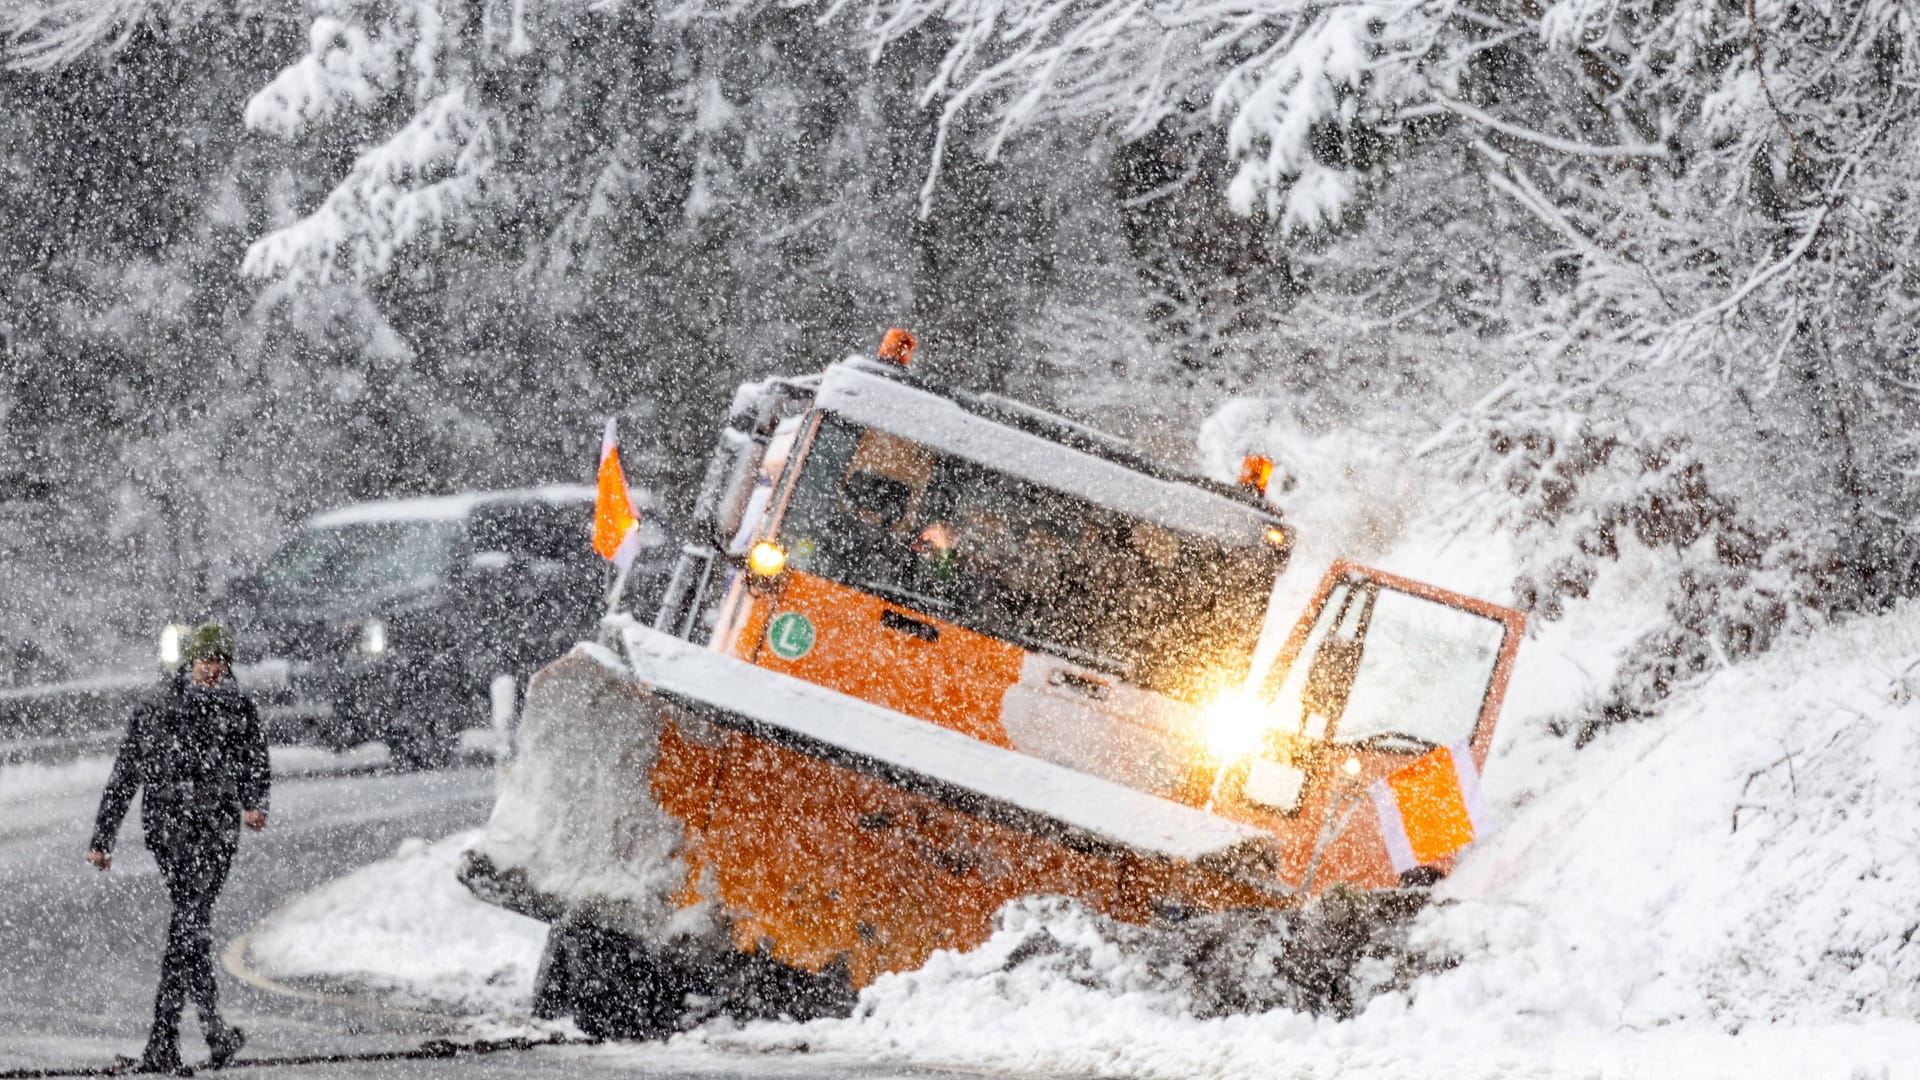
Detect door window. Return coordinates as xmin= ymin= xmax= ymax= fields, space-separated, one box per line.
xmin=1267 ymin=577 xmax=1509 ymax=753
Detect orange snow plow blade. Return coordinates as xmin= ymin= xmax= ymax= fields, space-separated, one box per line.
xmin=468 ymin=628 xmax=1290 ymax=989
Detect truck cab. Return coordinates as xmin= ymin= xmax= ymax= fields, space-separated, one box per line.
xmin=703 ymin=359 xmax=1292 ymax=801
xmin=648 ymin=345 xmax=1521 ymax=916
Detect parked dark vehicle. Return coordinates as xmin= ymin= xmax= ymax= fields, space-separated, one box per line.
xmin=207 ymin=486 xmax=669 ymax=767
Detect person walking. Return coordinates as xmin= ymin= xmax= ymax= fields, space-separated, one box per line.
xmin=88 ymin=623 xmax=270 ymax=1075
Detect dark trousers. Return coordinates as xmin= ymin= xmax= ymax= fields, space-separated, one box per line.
xmin=146 ymin=830 xmax=236 ymax=1054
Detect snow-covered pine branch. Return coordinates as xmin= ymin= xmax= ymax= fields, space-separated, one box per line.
xmin=1 ymin=0 xmax=158 ymax=70
xmin=244 ymin=88 xmax=494 ymax=283
xmin=1 ymin=0 xmax=293 ymax=70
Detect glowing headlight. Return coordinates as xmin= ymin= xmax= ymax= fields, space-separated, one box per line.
xmin=158 ymin=623 xmax=188 ymax=666
xmin=359 ymin=619 xmax=388 ymax=656
xmin=1203 ymin=689 xmax=1272 ymax=763
xmin=747 ymin=541 xmax=788 ymax=578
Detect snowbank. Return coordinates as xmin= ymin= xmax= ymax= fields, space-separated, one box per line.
xmin=246 ymin=830 xmax=547 ymax=1015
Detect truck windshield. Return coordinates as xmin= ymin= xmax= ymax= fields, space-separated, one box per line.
xmin=776 ymin=415 xmax=1283 ymax=701
xmin=262 ymin=521 xmax=460 ymax=602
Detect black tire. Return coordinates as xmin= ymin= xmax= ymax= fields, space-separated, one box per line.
xmin=387 ymin=658 xmax=465 ymax=769
xmin=388 ymin=716 xmax=453 ymax=770
xmin=536 ymin=924 xmax=686 ymax=1041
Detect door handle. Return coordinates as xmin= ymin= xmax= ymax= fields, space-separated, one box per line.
xmin=880 ymin=609 xmax=940 ymax=642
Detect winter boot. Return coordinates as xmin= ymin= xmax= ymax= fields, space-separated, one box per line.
xmin=204 ymin=1020 xmax=246 ymax=1070
xmin=111 ymin=1038 xmax=193 ymax=1076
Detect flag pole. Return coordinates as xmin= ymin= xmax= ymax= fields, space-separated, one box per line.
xmin=603 ymin=559 xmax=633 ymax=617
xmin=594 ymin=415 xmax=642 ymax=619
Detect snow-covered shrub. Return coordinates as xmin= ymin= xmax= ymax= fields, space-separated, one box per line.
xmin=848 ymin=888 xmax=1441 ymax=1028
xmin=1452 ymin=413 xmax=1824 ymax=737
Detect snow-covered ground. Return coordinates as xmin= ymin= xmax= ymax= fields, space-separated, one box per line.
xmin=245 ymin=828 xmax=549 ymax=1016
xmin=236 ymin=417 xmax=1920 ymax=1078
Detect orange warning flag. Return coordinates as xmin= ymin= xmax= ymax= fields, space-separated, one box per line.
xmin=1369 ymin=741 xmax=1486 ymax=875
xmin=594 ymin=417 xmax=642 ymax=570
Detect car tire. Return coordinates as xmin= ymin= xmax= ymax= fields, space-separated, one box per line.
xmin=389 ymin=714 xmax=455 ymax=770
xmin=388 ymin=677 xmax=461 ymax=768
xmin=382 ymin=645 xmax=472 ymax=764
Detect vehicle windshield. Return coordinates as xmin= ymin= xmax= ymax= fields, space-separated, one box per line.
xmin=261 ymin=520 xmax=460 ymax=603
xmin=775 ymin=415 xmax=1284 ymax=701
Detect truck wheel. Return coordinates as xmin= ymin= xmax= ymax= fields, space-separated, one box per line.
xmin=530 ymin=926 xmax=575 ymax=1021
xmin=537 ymin=924 xmax=685 ymax=1040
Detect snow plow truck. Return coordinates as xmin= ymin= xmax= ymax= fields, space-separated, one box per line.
xmin=459 ymin=331 xmax=1525 ymax=1036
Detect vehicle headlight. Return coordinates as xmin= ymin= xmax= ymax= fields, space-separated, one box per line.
xmin=1203 ymin=688 xmax=1272 ymax=764
xmin=158 ymin=623 xmax=189 ymax=666
xmin=359 ymin=619 xmax=388 ymax=656
xmin=747 ymin=541 xmax=787 ymax=578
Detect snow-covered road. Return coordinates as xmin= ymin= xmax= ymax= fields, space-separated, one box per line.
xmin=0 ymin=746 xmax=493 ymax=1072
xmin=0 ymin=746 xmax=1006 ymax=1079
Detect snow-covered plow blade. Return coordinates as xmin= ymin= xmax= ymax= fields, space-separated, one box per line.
xmin=462 ymin=619 xmax=1293 ymax=1028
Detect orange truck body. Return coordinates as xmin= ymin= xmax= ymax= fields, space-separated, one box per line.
xmin=466 ymin=342 xmax=1524 ymax=1010
xmin=654 ymin=561 xmax=1521 ymax=987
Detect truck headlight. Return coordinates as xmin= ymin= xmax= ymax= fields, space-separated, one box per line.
xmin=1203 ymin=688 xmax=1271 ymax=763
xmin=158 ymin=623 xmax=189 ymax=666
xmin=359 ymin=619 xmax=388 ymax=657
xmin=747 ymin=541 xmax=787 ymax=578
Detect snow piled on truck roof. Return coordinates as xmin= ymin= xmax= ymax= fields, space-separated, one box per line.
xmin=817 ymin=362 xmax=1279 ymax=544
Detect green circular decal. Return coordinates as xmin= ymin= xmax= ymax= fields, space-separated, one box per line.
xmin=766 ymin=612 xmax=817 ymax=661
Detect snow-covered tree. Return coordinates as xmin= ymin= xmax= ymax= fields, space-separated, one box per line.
xmin=11 ymin=0 xmax=1918 ymax=719
xmin=862 ymin=0 xmax=1920 ymax=717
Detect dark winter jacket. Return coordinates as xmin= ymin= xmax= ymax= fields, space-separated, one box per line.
xmin=90 ymin=671 xmax=271 ymax=856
